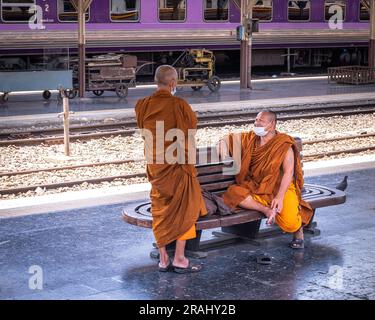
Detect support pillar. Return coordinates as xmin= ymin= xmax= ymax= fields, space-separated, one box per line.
xmin=369 ymin=0 xmax=375 ymax=67
xmin=240 ymin=0 xmax=253 ymax=89
xmin=78 ymin=0 xmax=86 ymax=98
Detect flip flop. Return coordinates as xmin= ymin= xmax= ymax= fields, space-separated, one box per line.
xmin=172 ymin=261 xmax=202 ymax=274
xmin=158 ymin=259 xmax=173 ymax=272
xmin=256 ymin=255 xmax=272 ymax=265
xmin=289 ymin=238 xmax=304 ymax=249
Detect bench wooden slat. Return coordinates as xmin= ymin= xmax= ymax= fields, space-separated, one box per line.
xmin=195 ymin=216 xmax=222 ymax=229
xmin=122 ymin=209 xmax=151 ymax=228
xmin=219 ymin=211 xmax=264 ymax=228
xmin=196 ymin=161 xmax=233 ymax=175
xmin=197 ymin=173 xmax=234 ymax=184
xmin=200 ymin=181 xmax=235 ymax=192
xmin=304 ymin=184 xmax=346 ymax=209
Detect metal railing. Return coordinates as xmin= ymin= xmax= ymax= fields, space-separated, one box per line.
xmin=328 ymin=66 xmax=375 ymax=85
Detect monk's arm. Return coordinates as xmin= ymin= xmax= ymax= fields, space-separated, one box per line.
xmin=217 ymin=136 xmax=230 ymax=159
xmin=179 ymin=100 xmax=197 ymax=130
xmin=135 ymin=100 xmax=143 ymax=128
xmin=216 ymin=133 xmax=239 ymax=159
xmin=271 ymin=147 xmax=294 ymax=212
xmin=278 ymin=147 xmax=295 ymax=197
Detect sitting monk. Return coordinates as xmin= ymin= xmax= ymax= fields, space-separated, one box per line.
xmin=135 ymin=65 xmax=207 ymax=273
xmin=217 ymin=110 xmax=313 ymax=249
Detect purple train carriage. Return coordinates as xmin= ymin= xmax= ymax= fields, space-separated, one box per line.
xmin=0 ymin=0 xmax=371 ymax=75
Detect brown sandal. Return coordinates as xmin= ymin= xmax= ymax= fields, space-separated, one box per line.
xmin=289 ymin=238 xmax=304 ymax=249
xmin=158 ymin=259 xmax=173 ymax=272
xmin=172 ymin=261 xmax=202 ymax=274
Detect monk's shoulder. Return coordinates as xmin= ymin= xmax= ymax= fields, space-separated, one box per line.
xmin=173 ymin=96 xmax=194 ymax=114
xmin=243 ymin=131 xmax=255 ymax=139
xmin=276 ymin=132 xmax=294 ymax=141
xmin=240 ymin=131 xmax=255 ymax=143
xmin=173 ymin=96 xmax=190 ymax=107
xmin=135 ymin=97 xmax=147 ymax=111
xmin=279 ymin=132 xmax=291 ymax=138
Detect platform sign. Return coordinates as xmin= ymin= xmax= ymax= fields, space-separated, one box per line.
xmin=236 ymin=25 xmax=245 ymax=41
xmin=0 ymin=70 xmax=73 ymax=93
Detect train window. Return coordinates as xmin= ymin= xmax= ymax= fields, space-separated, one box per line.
xmin=57 ymin=0 xmax=90 ymax=22
xmin=204 ymin=0 xmax=229 ymax=22
xmin=1 ymin=0 xmax=36 ymax=23
xmin=288 ymin=1 xmax=310 ymax=21
xmin=325 ymin=1 xmax=346 ymax=21
xmin=158 ymin=0 xmax=186 ymax=22
xmin=253 ymin=0 xmax=273 ymax=22
xmin=110 ymin=0 xmax=140 ymax=22
xmin=359 ymin=0 xmax=370 ymax=21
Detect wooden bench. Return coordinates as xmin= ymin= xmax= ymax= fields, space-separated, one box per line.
xmin=122 ymin=140 xmax=346 ymax=258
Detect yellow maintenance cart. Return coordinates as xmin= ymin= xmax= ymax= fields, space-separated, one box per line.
xmin=172 ymin=49 xmax=221 ymax=92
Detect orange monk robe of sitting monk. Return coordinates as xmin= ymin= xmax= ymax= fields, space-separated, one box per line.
xmin=217 ymin=111 xmax=313 ymax=249
xmin=135 ymin=65 xmax=207 ymax=273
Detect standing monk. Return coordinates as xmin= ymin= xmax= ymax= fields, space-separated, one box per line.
xmin=135 ymin=65 xmax=207 ymax=273
xmin=217 ymin=111 xmax=313 ymax=249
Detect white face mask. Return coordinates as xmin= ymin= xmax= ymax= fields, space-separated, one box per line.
xmin=254 ymin=120 xmax=272 ymax=137
xmin=254 ymin=126 xmax=268 ymax=137
xmin=171 ymin=87 xmax=177 ymax=96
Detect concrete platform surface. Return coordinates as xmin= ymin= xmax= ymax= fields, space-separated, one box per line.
xmin=0 ymin=166 xmax=374 ymax=300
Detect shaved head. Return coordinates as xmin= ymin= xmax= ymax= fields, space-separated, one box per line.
xmin=259 ymin=110 xmax=277 ymax=124
xmin=254 ymin=110 xmax=277 ymax=135
xmin=154 ymin=65 xmax=178 ymax=86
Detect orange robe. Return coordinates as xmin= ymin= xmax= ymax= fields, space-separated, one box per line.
xmin=222 ymin=131 xmax=313 ymax=232
xmin=135 ymin=89 xmax=207 ymax=248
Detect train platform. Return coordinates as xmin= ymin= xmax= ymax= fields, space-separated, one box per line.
xmin=1 ymin=76 xmax=375 ymax=129
xmin=0 ymin=158 xmax=374 ymax=300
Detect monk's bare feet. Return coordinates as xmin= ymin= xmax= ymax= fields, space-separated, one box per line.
xmin=159 ymin=254 xmax=170 ymax=269
xmin=293 ymin=226 xmax=304 ymax=241
xmin=290 ymin=226 xmax=305 ymax=249
xmin=172 ymin=256 xmax=189 ymax=269
xmin=265 ymin=208 xmax=277 ymax=225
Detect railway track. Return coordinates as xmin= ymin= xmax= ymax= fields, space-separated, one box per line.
xmin=1 ymin=132 xmax=374 ymax=196
xmin=1 ymin=105 xmax=374 ymax=147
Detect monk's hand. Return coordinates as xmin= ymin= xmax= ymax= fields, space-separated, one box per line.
xmin=271 ymin=195 xmax=284 ymax=214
